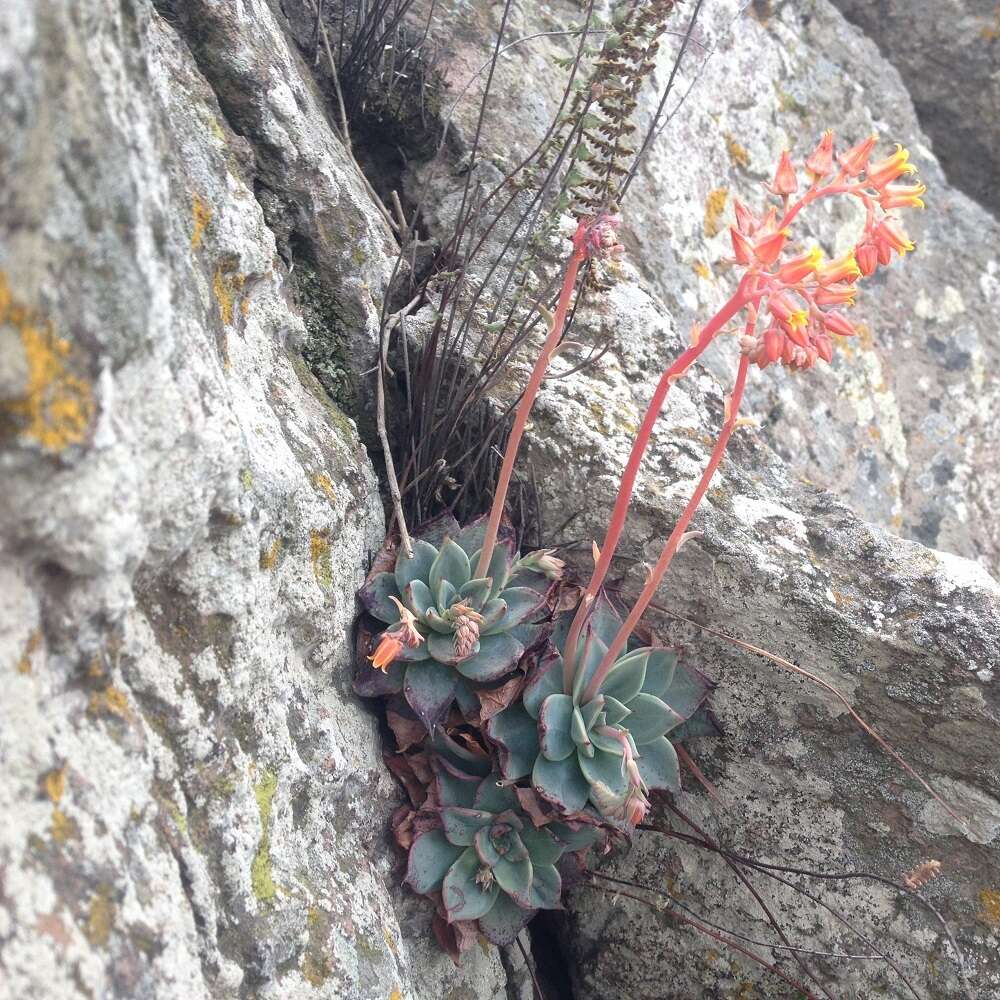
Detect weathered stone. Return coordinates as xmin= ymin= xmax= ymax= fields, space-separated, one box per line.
xmin=0 ymin=1 xmax=520 ymax=997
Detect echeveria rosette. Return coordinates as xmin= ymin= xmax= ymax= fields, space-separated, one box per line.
xmin=357 ymin=517 xmax=551 ymax=729
xmin=486 ymin=595 xmax=711 ymax=822
xmin=405 ymin=765 xmax=599 ymax=946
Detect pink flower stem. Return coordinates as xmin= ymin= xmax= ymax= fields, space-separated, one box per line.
xmin=581 ymin=351 xmax=752 ymax=704
xmin=561 ymin=277 xmax=754 ymax=692
xmin=475 ymin=233 xmax=587 ymax=579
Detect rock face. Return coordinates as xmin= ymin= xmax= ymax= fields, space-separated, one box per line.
xmin=0 ymin=1 xmax=524 ymax=998
xmin=831 ymin=0 xmax=1000 ymax=216
xmin=3 ymin=1 xmax=1000 ymax=999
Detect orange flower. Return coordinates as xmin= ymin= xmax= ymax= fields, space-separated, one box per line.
xmin=879 ymin=182 xmax=926 ymax=211
xmin=369 ymin=635 xmax=404 ymax=672
xmin=768 ymin=150 xmax=798 ymax=196
xmin=776 ymin=247 xmax=822 ymax=284
xmin=866 ymin=144 xmax=917 ymax=189
xmin=837 ymin=134 xmax=878 ymax=176
xmin=823 ymin=311 xmax=858 ymax=338
xmin=805 ymin=130 xmax=834 ymax=180
xmin=816 ymin=252 xmax=861 ymax=286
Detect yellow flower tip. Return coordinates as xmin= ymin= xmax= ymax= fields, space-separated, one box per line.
xmin=788 ymin=309 xmax=808 ymax=329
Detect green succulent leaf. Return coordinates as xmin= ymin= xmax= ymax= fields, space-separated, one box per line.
xmin=486 ymin=705 xmax=540 ymax=781
xmin=474 ymin=777 xmax=518 ymax=813
xmin=404 ymin=661 xmax=458 ymax=729
xmin=441 ymin=807 xmax=494 ymax=846
xmin=532 ymin=754 xmax=589 ymax=813
xmin=359 ymin=572 xmax=402 ymax=623
xmin=426 ymin=631 xmax=465 ymax=665
xmin=477 ymin=891 xmax=534 ymax=947
xmin=429 ymin=539 xmax=472 ymax=596
xmin=353 ymin=656 xmax=405 ymax=698
xmin=623 ymin=693 xmax=680 ymax=744
xmin=523 ymin=653 xmax=563 ymax=720
xmin=453 ymin=676 xmax=480 ymax=720
xmin=572 ymin=626 xmax=609 ymax=703
xmin=394 ymin=639 xmax=430 ymax=662
xmin=430 ymin=731 xmax=493 ymax=776
xmin=472 ymin=542 xmax=514 ymax=600
xmin=453 ymin=517 xmax=489 ymax=558
xmin=669 ymin=705 xmax=722 ymax=741
xmin=407 ymin=829 xmax=463 ymax=893
xmin=494 ymin=855 xmax=534 ymax=907
xmin=578 ymin=746 xmax=628 ymax=797
xmin=395 ymin=539 xmax=438 ymax=595
xmin=570 ymin=706 xmax=591 ymax=749
xmin=480 ymin=598 xmax=508 ymax=630
xmin=459 ymin=577 xmax=493 ymax=611
xmin=434 ymin=758 xmax=479 ymax=808
xmin=442 ymin=848 xmax=499 ymax=921
xmin=424 ymin=608 xmax=453 ymax=634
xmin=587 ymin=594 xmax=624 ymax=648
xmin=548 ymin=822 xmax=600 ymax=852
xmin=454 ymin=632 xmax=523 ymax=682
xmin=527 ymin=863 xmax=562 ymax=909
xmin=580 ymin=696 xmax=605 ymax=731
xmin=599 ymin=649 xmax=648 ymax=704
xmin=483 ymin=587 xmax=544 ymax=635
xmin=659 ymin=664 xmax=711 ymax=722
xmin=519 ymin=826 xmax=564 ymax=867
xmin=436 ymin=579 xmax=459 ymax=613
xmin=539 ymin=694 xmax=576 ymax=761
xmin=404 ymin=579 xmax=436 ymax=619
xmin=590 ymin=727 xmax=624 ymax=754
xmin=474 ymin=825 xmax=502 ymax=867
xmin=602 ymin=695 xmax=631 ymax=726
xmin=635 ymin=735 xmax=681 ymax=792
xmin=637 ymin=648 xmax=679 ymax=699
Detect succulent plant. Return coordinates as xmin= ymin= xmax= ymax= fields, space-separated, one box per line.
xmin=357 ymin=516 xmax=554 ymax=729
xmin=406 ymin=748 xmax=598 ymax=946
xmin=486 ymin=595 xmax=711 ymax=821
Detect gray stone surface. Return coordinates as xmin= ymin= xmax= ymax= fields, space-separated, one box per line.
xmin=831 ymin=0 xmax=1000 ymax=215
xmin=0 ymin=1 xmax=521 ymax=998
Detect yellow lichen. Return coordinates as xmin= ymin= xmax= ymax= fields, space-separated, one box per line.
xmin=382 ymin=926 xmax=398 ymax=955
xmin=190 ymin=193 xmax=212 ymax=250
xmin=51 ymin=807 xmax=78 ymax=844
xmin=389 ymin=991 xmax=403 ymax=1000
xmin=978 ymin=889 xmax=1000 ymax=927
xmin=0 ymin=272 xmax=94 ymax=452
xmin=310 ymin=531 xmax=333 ymax=589
xmin=89 ymin=685 xmax=132 ymax=720
xmin=43 ymin=767 xmax=65 ymax=803
xmin=311 ymin=472 xmax=337 ymax=505
xmin=85 ymin=885 xmax=115 ymax=948
xmin=692 ymin=261 xmax=712 ymax=281
xmin=17 ymin=629 xmax=42 ymax=674
xmin=260 ymin=537 xmax=283 ymax=570
xmin=725 ymin=134 xmax=750 ymax=169
xmin=213 ymin=266 xmax=245 ymax=326
xmin=703 ymin=187 xmax=729 ymax=238
xmin=251 ymin=770 xmax=278 ymax=901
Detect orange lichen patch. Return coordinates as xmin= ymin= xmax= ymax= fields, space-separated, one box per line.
xmin=17 ymin=629 xmax=42 ymax=674
xmin=0 ymin=272 xmax=93 ymax=452
xmin=190 ymin=193 xmax=212 ymax=250
xmin=389 ymin=990 xmax=402 ymax=1000
xmin=725 ymin=134 xmax=750 ymax=169
xmin=89 ymin=685 xmax=132 ymax=720
xmin=692 ymin=261 xmax=712 ymax=281
xmin=51 ymin=807 xmax=78 ymax=844
xmin=311 ymin=472 xmax=338 ymax=505
xmin=310 ymin=531 xmax=333 ymax=588
xmin=703 ymin=187 xmax=729 ymax=238
xmin=43 ymin=767 xmax=66 ymax=803
xmin=85 ymin=885 xmax=115 ymax=948
xmin=978 ymin=889 xmax=1000 ymax=927
xmin=213 ymin=266 xmax=245 ymax=326
xmin=981 ymin=4 xmax=1000 ymax=40
xmin=260 ymin=537 xmax=283 ymax=570
xmin=867 ymin=424 xmax=882 ymax=442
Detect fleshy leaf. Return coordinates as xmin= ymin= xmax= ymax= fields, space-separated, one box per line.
xmin=599 ymin=649 xmax=648 ymax=704
xmin=519 ymin=827 xmax=564 ymax=867
xmin=437 ymin=579 xmax=458 ymax=614
xmin=424 ymin=608 xmax=453 ymax=634
xmin=474 ymin=775 xmax=518 ymax=813
xmin=571 ymin=625 xmax=608 ymax=704
xmin=494 ymin=855 xmax=533 ymax=906
xmin=486 ymin=705 xmax=540 ymax=781
xmin=670 ymin=705 xmax=722 ymax=742
xmin=359 ymin=572 xmax=402 ymax=623
xmin=523 ymin=652 xmax=563 ymax=720
xmin=548 ymin=821 xmax=600 ymax=851
xmin=431 ymin=731 xmax=493 ymax=776
xmin=659 ymin=663 xmax=712 ymax=723
xmin=570 ymin=707 xmax=590 ymax=749
xmin=539 ymin=694 xmax=575 ymax=761
xmin=527 ymin=863 xmax=562 ymax=909
xmin=471 ymin=541 xmax=515 ymax=600
xmin=484 ymin=587 xmax=545 ymax=636
xmin=459 ymin=577 xmax=493 ymax=611
xmin=453 ymin=517 xmax=489 ymax=559
xmin=480 ymin=598 xmax=507 ymax=630
xmin=602 ymin=695 xmax=631 ymax=726
xmin=532 ymin=754 xmax=589 ymax=813
xmin=453 ymin=677 xmax=480 ymax=720
xmin=405 ymin=579 xmax=436 ymax=619
xmin=434 ymin=757 xmax=480 ymax=808
xmin=623 ymin=693 xmax=680 ymax=744
xmin=587 ymin=593 xmax=624 ymax=648
xmin=474 ymin=825 xmax=502 ymax=867
xmin=427 ymin=631 xmax=465 ymax=665
xmin=441 ymin=807 xmax=494 ymax=847
xmin=395 ymin=540 xmax=438 ymax=595
xmin=429 ymin=539 xmax=472 ymax=597
xmin=454 ymin=632 xmax=523 ymax=682
xmin=590 ymin=727 xmax=624 ymax=755
xmin=395 ymin=639 xmax=430 ymax=662
xmin=407 ymin=829 xmax=463 ymax=893
xmin=477 ymin=891 xmax=534 ymax=946
xmin=635 ymin=735 xmax=681 ymax=792
xmin=414 ymin=513 xmax=461 ymax=549
xmin=578 ymin=747 xmax=628 ymax=796
xmin=403 ymin=661 xmax=458 ymax=729
xmin=442 ymin=847 xmax=499 ymax=921
xmin=353 ymin=657 xmax=405 ymax=697
xmin=637 ymin=648 xmax=679 ymax=699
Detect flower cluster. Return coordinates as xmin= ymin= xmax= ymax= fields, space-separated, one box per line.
xmin=733 ymin=132 xmax=924 ymax=371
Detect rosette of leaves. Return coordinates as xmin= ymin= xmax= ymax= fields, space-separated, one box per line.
xmin=486 ymin=595 xmax=711 ymax=818
xmin=406 ymin=754 xmax=598 ymax=946
xmin=357 ymin=517 xmax=550 ymax=729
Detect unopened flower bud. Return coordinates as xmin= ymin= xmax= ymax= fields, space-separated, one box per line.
xmin=805 ymin=130 xmax=835 ymax=179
